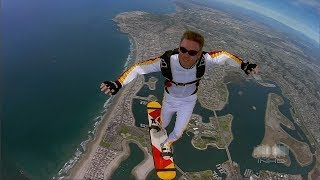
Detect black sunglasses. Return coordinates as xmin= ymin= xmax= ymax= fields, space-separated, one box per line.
xmin=179 ymin=47 xmax=199 ymax=56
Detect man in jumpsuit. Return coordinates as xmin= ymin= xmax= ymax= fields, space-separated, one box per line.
xmin=100 ymin=30 xmax=258 ymax=159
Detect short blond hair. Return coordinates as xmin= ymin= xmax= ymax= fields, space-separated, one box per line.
xmin=180 ymin=30 xmax=204 ymax=50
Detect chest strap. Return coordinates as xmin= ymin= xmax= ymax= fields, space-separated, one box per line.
xmin=164 ymin=78 xmax=200 ymax=95
xmin=167 ymin=78 xmax=200 ymax=86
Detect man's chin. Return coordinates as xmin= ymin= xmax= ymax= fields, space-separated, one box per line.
xmin=182 ymin=58 xmax=191 ymax=62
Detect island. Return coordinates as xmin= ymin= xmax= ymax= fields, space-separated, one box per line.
xmin=187 ymin=114 xmax=233 ymax=150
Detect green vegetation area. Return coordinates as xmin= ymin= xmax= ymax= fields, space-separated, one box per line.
xmin=185 ymin=170 xmax=213 ymax=180
xmin=100 ymin=141 xmax=111 ymax=148
xmin=202 ymin=136 xmax=216 ymax=141
xmin=217 ymin=114 xmax=232 ymax=132
xmin=193 ymin=137 xmax=206 ymax=149
xmin=201 ymin=137 xmax=212 ymax=146
xmin=220 ymin=121 xmax=229 ymax=131
xmin=193 ymin=136 xmax=223 ymax=149
xmin=118 ymin=125 xmax=148 ymax=148
xmin=119 ymin=125 xmax=129 ymax=134
xmin=126 ymin=134 xmax=147 ymax=148
xmin=191 ymin=114 xmax=232 ymax=149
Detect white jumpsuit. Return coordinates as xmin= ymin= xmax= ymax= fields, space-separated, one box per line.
xmin=118 ymin=50 xmax=243 ymax=147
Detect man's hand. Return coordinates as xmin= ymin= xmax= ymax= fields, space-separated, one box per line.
xmin=241 ymin=62 xmax=258 ymax=75
xmin=100 ymin=80 xmax=122 ymax=95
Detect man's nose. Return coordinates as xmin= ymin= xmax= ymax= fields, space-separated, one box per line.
xmin=182 ymin=53 xmax=191 ymax=58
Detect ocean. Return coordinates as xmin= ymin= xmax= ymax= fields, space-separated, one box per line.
xmin=2 ymin=0 xmax=175 ymax=179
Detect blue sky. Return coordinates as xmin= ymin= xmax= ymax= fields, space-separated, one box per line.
xmin=213 ymin=0 xmax=320 ymax=44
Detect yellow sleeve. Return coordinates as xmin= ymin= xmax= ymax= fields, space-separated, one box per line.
xmin=205 ymin=50 xmax=243 ymax=67
xmin=118 ymin=57 xmax=161 ymax=86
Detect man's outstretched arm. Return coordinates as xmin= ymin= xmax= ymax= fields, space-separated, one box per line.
xmin=100 ymin=57 xmax=161 ymax=95
xmin=204 ymin=50 xmax=258 ymax=75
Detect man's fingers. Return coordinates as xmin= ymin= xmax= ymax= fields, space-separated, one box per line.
xmin=100 ymin=85 xmax=107 ymax=92
xmin=100 ymin=82 xmax=113 ymax=95
xmin=100 ymin=83 xmax=107 ymax=90
xmin=105 ymin=88 xmax=111 ymax=94
xmin=100 ymin=83 xmax=106 ymax=88
xmin=249 ymin=67 xmax=259 ymax=75
xmin=100 ymin=83 xmax=111 ymax=92
xmin=253 ymin=66 xmax=259 ymax=74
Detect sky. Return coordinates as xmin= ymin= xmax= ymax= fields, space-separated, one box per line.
xmin=213 ymin=0 xmax=320 ymax=44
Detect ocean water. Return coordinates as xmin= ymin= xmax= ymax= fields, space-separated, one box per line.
xmin=2 ymin=0 xmax=175 ymax=179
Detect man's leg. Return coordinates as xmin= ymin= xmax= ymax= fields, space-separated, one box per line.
xmin=161 ymin=99 xmax=176 ymax=129
xmin=162 ymin=99 xmax=196 ymax=147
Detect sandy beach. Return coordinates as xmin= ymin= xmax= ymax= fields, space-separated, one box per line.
xmin=68 ymin=85 xmax=154 ymax=179
xmin=67 ymin=89 xmax=124 ymax=179
xmin=67 ymin=15 xmax=153 ymax=179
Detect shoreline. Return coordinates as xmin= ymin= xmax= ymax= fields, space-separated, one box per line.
xmin=126 ymin=34 xmax=155 ymax=180
xmin=131 ymin=141 xmax=154 ymax=180
xmin=67 ymin=89 xmax=124 ymax=179
xmin=67 ymin=17 xmax=152 ymax=179
xmin=103 ymin=140 xmax=134 ymax=179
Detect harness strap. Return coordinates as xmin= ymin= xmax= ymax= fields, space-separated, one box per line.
xmin=160 ymin=49 xmax=207 ymax=96
xmin=165 ymin=86 xmax=198 ymax=95
xmin=170 ymin=79 xmax=200 ymax=86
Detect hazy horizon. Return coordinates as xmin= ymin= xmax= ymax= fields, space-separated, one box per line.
xmin=210 ymin=0 xmax=320 ymax=44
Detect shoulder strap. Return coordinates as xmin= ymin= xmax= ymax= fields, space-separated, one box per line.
xmin=160 ymin=48 xmax=179 ymax=81
xmin=196 ymin=51 xmax=207 ymax=79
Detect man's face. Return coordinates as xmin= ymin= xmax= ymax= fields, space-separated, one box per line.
xmin=178 ymin=38 xmax=202 ymax=67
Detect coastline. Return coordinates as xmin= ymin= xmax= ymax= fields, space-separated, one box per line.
xmin=131 ymin=142 xmax=154 ymax=179
xmin=67 ymin=17 xmax=153 ymax=179
xmin=122 ymin=34 xmax=156 ymax=179
xmin=103 ymin=139 xmax=154 ymax=180
xmin=67 ymin=90 xmax=123 ymax=179
xmin=103 ymin=140 xmax=133 ymax=179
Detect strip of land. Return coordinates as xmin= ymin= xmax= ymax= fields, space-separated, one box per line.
xmin=253 ymin=93 xmax=313 ymax=167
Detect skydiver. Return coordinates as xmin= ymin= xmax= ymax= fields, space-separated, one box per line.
xmin=100 ymin=30 xmax=258 ymax=159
